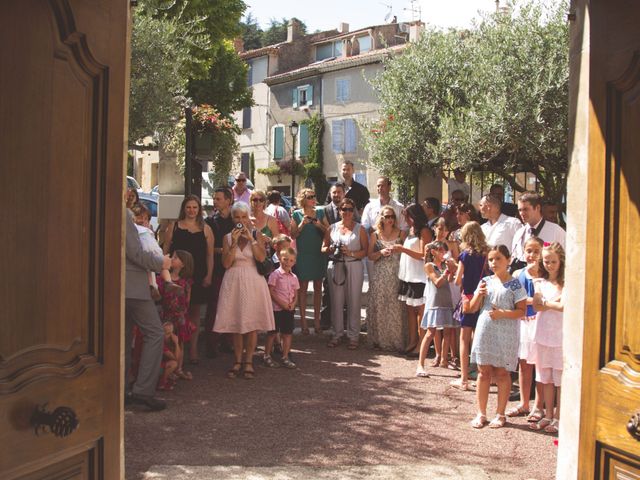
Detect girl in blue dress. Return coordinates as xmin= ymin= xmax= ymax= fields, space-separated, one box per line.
xmin=468 ymin=245 xmax=527 ymax=429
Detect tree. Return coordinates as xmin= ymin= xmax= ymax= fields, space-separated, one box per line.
xmin=261 ymin=17 xmax=307 ymax=46
xmin=241 ymin=13 xmax=263 ymax=50
xmin=361 ymin=0 xmax=570 ymax=202
xmin=437 ymin=1 xmax=569 ymax=201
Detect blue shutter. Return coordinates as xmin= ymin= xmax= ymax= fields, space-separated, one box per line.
xmin=332 ymin=120 xmax=344 ymax=153
xmin=299 ymin=124 xmax=309 ymax=158
xmin=345 ymin=119 xmax=357 ymax=153
xmin=336 ymin=80 xmax=344 ymax=102
xmin=292 ymin=88 xmax=299 ymax=109
xmin=307 ymin=85 xmax=314 ymax=106
xmin=242 ymin=107 xmax=251 ymax=129
xmin=273 ymin=126 xmax=284 ymax=159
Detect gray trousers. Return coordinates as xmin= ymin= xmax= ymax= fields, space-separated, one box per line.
xmin=125 ymin=298 xmax=163 ymax=397
xmin=327 ymin=260 xmax=364 ymax=341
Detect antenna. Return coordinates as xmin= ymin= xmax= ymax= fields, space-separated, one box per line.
xmin=380 ymin=2 xmax=393 ymax=22
xmin=403 ymin=0 xmax=421 ymax=22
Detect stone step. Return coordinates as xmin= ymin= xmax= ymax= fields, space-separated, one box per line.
xmin=143 ymin=464 xmax=490 ymax=480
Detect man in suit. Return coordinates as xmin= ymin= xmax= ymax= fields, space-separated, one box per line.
xmin=325 ymin=161 xmax=370 ymax=215
xmin=323 ymin=182 xmax=360 ymax=224
xmin=125 ymin=203 xmax=171 ymax=411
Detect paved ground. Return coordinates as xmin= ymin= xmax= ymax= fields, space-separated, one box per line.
xmin=125 ymin=332 xmax=557 ymax=480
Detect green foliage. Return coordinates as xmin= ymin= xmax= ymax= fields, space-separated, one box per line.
xmin=188 ymin=40 xmax=254 ymax=116
xmin=239 ymin=16 xmax=308 ymax=49
xmin=362 ymin=0 xmax=569 ymax=202
xmin=240 ymin=13 xmax=263 ymax=50
xmin=257 ymin=166 xmax=282 ymax=176
xmin=301 ymin=114 xmax=329 ymax=200
xmin=129 ymin=11 xmax=198 ymax=144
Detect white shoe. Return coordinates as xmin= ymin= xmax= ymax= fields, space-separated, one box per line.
xmin=415 ymin=366 xmax=429 ymax=378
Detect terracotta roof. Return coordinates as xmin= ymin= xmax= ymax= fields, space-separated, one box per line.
xmin=239 ymin=42 xmax=287 ymax=60
xmin=264 ymin=44 xmax=408 ymax=85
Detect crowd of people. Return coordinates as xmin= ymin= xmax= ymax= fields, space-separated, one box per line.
xmin=124 ymin=164 xmax=566 ymax=435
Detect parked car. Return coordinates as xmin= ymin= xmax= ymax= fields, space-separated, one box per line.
xmin=150 ymin=185 xmax=159 ymax=195
xmin=138 ymin=192 xmax=159 ymax=233
xmin=127 ymin=176 xmax=142 ymax=192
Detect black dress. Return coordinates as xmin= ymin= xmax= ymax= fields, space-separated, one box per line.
xmin=170 ymin=223 xmax=209 ymax=305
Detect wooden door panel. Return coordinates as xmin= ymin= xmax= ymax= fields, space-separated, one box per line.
xmin=0 ymin=0 xmax=128 ymax=478
xmin=584 ymin=0 xmax=640 ymax=476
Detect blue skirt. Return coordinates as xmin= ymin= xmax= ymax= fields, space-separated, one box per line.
xmin=421 ymin=308 xmax=456 ymax=329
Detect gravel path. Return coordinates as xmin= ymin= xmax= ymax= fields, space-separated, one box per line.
xmin=125 ymin=333 xmax=557 ymax=480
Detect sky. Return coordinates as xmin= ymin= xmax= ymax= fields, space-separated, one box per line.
xmin=243 ymin=0 xmax=499 ymax=32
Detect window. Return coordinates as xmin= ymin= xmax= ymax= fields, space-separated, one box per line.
xmin=315 ymin=40 xmax=344 ymax=61
xmin=293 ymin=84 xmax=313 ymax=109
xmin=246 ymin=63 xmax=253 ymax=86
xmin=298 ymin=123 xmax=309 ymax=158
xmin=332 ymin=119 xmax=357 ymax=154
xmin=241 ymin=152 xmax=250 ymax=173
xmin=242 ymin=107 xmax=251 ymax=129
xmin=357 ymin=35 xmax=372 ymax=53
xmin=336 ymin=78 xmax=351 ymax=102
xmin=272 ymin=125 xmax=284 ymax=160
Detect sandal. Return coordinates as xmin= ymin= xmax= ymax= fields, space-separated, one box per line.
xmin=489 ymin=414 xmax=507 ymax=429
xmin=430 ymin=356 xmax=441 ymax=367
xmin=544 ymin=418 xmax=560 ymax=434
xmin=263 ymin=355 xmax=280 ymax=368
xmin=450 ymin=379 xmax=470 ymax=391
xmin=530 ymin=417 xmax=553 ymax=431
xmin=415 ymin=366 xmax=430 ymax=378
xmin=175 ymin=370 xmax=193 ymax=380
xmin=226 ymin=362 xmax=242 ymax=379
xmin=506 ymin=405 xmax=530 ymax=417
xmin=327 ymin=338 xmax=340 ymax=348
xmin=301 ymin=328 xmax=310 ymax=335
xmin=527 ymin=408 xmax=545 ymax=423
xmin=347 ymin=341 xmax=358 ymax=350
xmin=471 ymin=413 xmax=488 ymax=429
xmin=243 ymin=363 xmax=255 ymax=380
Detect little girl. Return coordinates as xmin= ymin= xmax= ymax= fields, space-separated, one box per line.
xmin=159 ymin=322 xmax=180 ymax=391
xmin=507 ymin=237 xmax=545 ymax=420
xmin=528 ymin=243 xmax=565 ymax=434
xmin=157 ymin=250 xmax=195 ymax=381
xmin=451 ymin=221 xmax=489 ymax=390
xmin=416 ymin=241 xmax=456 ymax=377
xmin=468 ymin=245 xmax=527 ymax=429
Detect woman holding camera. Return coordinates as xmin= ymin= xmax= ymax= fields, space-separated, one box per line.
xmin=290 ymin=188 xmax=329 ymax=334
xmin=213 ymin=202 xmax=275 ymax=379
xmin=322 ymin=198 xmax=369 ymax=349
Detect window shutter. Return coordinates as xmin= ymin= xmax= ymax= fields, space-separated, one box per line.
xmin=273 ymin=126 xmax=284 ymax=159
xmin=307 ymin=85 xmax=314 ymax=106
xmin=241 ymin=152 xmax=250 ymax=173
xmin=299 ymin=124 xmax=309 ymax=158
xmin=247 ymin=64 xmax=253 ymax=86
xmin=345 ymin=119 xmax=357 ymax=153
xmin=337 ymin=79 xmax=350 ymax=102
xmin=332 ymin=120 xmax=344 ymax=153
xmin=292 ymin=88 xmax=299 ymax=109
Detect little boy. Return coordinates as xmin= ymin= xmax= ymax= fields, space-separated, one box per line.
xmin=264 ymin=247 xmax=299 ymax=369
xmin=270 ymin=234 xmax=292 ymax=269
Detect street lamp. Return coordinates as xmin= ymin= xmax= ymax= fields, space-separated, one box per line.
xmin=289 ymin=120 xmax=299 ymax=198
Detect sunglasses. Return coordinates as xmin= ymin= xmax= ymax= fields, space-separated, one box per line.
xmin=305 ymin=195 xmax=316 ymax=200
xmin=341 ymin=207 xmax=354 ymax=212
xmin=382 ymin=214 xmax=396 ymax=219
xmin=236 ymin=178 xmax=247 ymax=182
xmin=251 ymin=198 xmax=265 ymax=203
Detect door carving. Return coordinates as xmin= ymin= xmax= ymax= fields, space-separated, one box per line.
xmin=0 ymin=0 xmax=129 ymax=478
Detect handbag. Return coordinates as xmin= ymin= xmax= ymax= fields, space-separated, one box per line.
xmin=252 ymin=230 xmax=274 ymax=277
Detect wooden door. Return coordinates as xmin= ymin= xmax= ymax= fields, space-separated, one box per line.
xmin=0 ymin=0 xmax=130 ymax=478
xmin=579 ymin=0 xmax=640 ymax=477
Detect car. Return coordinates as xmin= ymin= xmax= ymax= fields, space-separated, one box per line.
xmin=150 ymin=185 xmax=159 ymax=195
xmin=127 ymin=175 xmax=143 ymax=192
xmin=138 ymin=192 xmax=159 ymax=233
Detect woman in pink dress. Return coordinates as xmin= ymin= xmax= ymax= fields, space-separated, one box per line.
xmin=214 ymin=202 xmax=275 ymax=379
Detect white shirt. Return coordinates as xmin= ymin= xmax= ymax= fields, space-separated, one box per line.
xmin=447 ymin=178 xmax=470 ymax=201
xmin=361 ymin=198 xmax=408 ymax=232
xmin=481 ymin=213 xmax=522 ymax=249
xmin=511 ymin=218 xmax=566 ymax=261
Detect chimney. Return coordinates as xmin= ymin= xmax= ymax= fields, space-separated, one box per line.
xmin=339 ymin=22 xmax=349 ymax=33
xmin=233 ymin=37 xmax=244 ymax=53
xmin=409 ymin=23 xmax=424 ymax=42
xmin=287 ymin=18 xmax=304 ymax=42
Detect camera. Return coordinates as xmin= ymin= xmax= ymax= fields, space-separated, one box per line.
xmin=235 ymin=223 xmax=244 ymax=230
xmin=330 ymin=241 xmax=344 ymax=261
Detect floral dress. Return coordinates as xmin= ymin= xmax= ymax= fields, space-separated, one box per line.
xmin=470 ymin=275 xmax=527 ymax=371
xmin=367 ymin=233 xmax=406 ymax=351
xmin=157 ymin=276 xmax=196 ymax=342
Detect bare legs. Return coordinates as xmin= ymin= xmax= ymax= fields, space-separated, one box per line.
xmin=459 ymin=327 xmax=473 ymax=384
xmin=312 ymin=279 xmax=322 ymax=332
xmin=187 ymin=304 xmax=201 ymax=362
xmin=418 ymin=327 xmax=441 ymax=367
xmin=231 ymin=331 xmax=258 ymax=377
xmin=405 ymin=304 xmax=425 ymax=353
xmin=475 ymin=364 xmax=511 ymax=426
